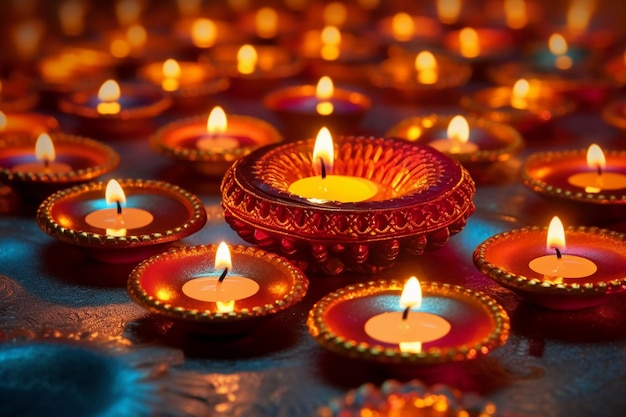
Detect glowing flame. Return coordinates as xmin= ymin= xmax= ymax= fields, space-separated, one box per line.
xmin=437 ymin=0 xmax=461 ymax=24
xmin=511 ymin=78 xmax=529 ymax=109
xmin=255 ymin=7 xmax=278 ymax=38
xmin=237 ymin=44 xmax=257 ymax=74
xmin=391 ymin=12 xmax=415 ymax=41
xmin=447 ymin=115 xmax=470 ymax=144
xmin=399 ymin=341 xmax=422 ymax=353
xmin=504 ymin=0 xmax=527 ymax=29
xmin=105 ymin=179 xmax=126 ymax=206
xmin=315 ymin=76 xmax=334 ymax=115
xmin=320 ymin=25 xmax=341 ymax=60
xmin=207 ymin=106 xmax=228 ymax=134
xmin=110 ymin=39 xmax=131 ymax=58
xmin=312 ymin=127 xmax=334 ymax=175
xmin=323 ymin=2 xmax=347 ymax=27
xmin=215 ymin=241 xmax=233 ymax=271
xmin=97 ymin=79 xmax=121 ymax=114
xmin=567 ymin=0 xmax=594 ymax=34
xmin=216 ymin=300 xmax=235 ymax=313
xmin=126 ymin=23 xmax=147 ymax=50
xmin=162 ymin=58 xmax=180 ymax=78
xmin=415 ymin=51 xmax=438 ymax=84
xmin=586 ymin=143 xmax=605 ymax=172
xmin=59 ymin=0 xmax=87 ymax=36
xmin=191 ymin=18 xmax=217 ymax=48
xmin=459 ymin=27 xmax=480 ymax=58
xmin=400 ymin=276 xmax=422 ymax=310
xmin=35 ymin=133 xmax=55 ymax=163
xmin=0 ymin=111 xmax=6 ymax=131
xmin=546 ymin=216 xmax=565 ymax=253
xmin=549 ymin=33 xmax=568 ymax=55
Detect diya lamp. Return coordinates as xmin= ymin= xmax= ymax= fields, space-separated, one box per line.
xmin=460 ymin=78 xmax=577 ymax=132
xmin=307 ymin=277 xmax=510 ymax=371
xmin=263 ymin=75 xmax=371 ymax=139
xmin=521 ymin=144 xmax=626 ymax=223
xmin=376 ymin=12 xmax=443 ymax=57
xmin=201 ymin=43 xmax=304 ymax=96
xmin=0 ymin=78 xmax=39 ymax=113
xmin=221 ymin=127 xmax=476 ymax=274
xmin=127 ymin=242 xmax=309 ymax=334
xmin=369 ymin=50 xmax=472 ymax=103
xmin=172 ymin=17 xmax=244 ymax=56
xmin=0 ymin=111 xmax=59 ymax=138
xmin=474 ymin=216 xmax=626 ymax=310
xmin=36 ymin=178 xmax=207 ymax=263
xmin=236 ymin=6 xmax=298 ymax=42
xmin=442 ymin=26 xmax=515 ymax=75
xmin=386 ymin=114 xmax=523 ymax=179
xmin=304 ymin=1 xmax=370 ymax=32
xmin=137 ymin=58 xmax=229 ymax=112
xmin=0 ymin=132 xmax=119 ymax=200
xmin=58 ymin=79 xmax=171 ymax=138
xmin=150 ymin=105 xmax=282 ymax=176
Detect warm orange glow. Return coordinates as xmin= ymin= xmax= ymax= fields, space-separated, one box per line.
xmin=215 ymin=241 xmax=233 ymax=271
xmin=284 ymin=0 xmax=307 ymax=10
xmin=437 ymin=0 xmax=461 ymax=24
xmin=549 ymin=33 xmax=568 ymax=55
xmin=0 ymin=111 xmax=6 ymax=131
xmin=207 ymin=106 xmax=228 ymax=134
xmin=586 ymin=143 xmax=605 ymax=171
xmin=59 ymin=0 xmax=87 ymax=36
xmin=216 ymin=300 xmax=235 ymax=313
xmin=237 ymin=44 xmax=257 ymax=74
xmin=312 ymin=127 xmax=334 ymax=174
xmin=504 ymin=0 xmax=528 ymax=29
xmin=358 ymin=0 xmax=380 ymax=9
xmin=399 ymin=341 xmax=423 ymax=353
xmin=567 ymin=0 xmax=594 ymax=34
xmin=161 ymin=58 xmax=180 ymax=91
xmin=320 ymin=25 xmax=341 ymax=60
xmin=116 ymin=0 xmax=142 ymax=27
xmin=400 ymin=276 xmax=422 ymax=310
xmin=110 ymin=39 xmax=131 ymax=58
xmin=447 ymin=115 xmax=470 ymax=144
xmin=126 ymin=23 xmax=147 ymax=50
xmin=156 ymin=287 xmax=173 ymax=301
xmin=97 ymin=80 xmax=121 ymax=114
xmin=315 ymin=76 xmax=334 ymax=115
xmin=391 ymin=12 xmax=415 ymax=41
xmin=511 ymin=78 xmax=529 ymax=109
xmin=177 ymin=0 xmax=201 ymax=17
xmin=414 ymin=51 xmax=438 ymax=84
xmin=35 ymin=133 xmax=56 ymax=163
xmin=323 ymin=2 xmax=347 ymax=27
xmin=191 ymin=18 xmax=217 ymax=48
xmin=459 ymin=27 xmax=480 ymax=58
xmin=105 ymin=179 xmax=126 ymax=206
xmin=255 ymin=7 xmax=278 ymax=39
xmin=13 ymin=19 xmax=43 ymax=60
xmin=546 ymin=216 xmax=566 ymax=252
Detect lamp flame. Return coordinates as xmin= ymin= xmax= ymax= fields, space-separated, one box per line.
xmin=320 ymin=25 xmax=341 ymax=60
xmin=215 ymin=241 xmax=233 ymax=271
xmin=35 ymin=133 xmax=55 ymax=163
xmin=191 ymin=18 xmax=217 ymax=48
xmin=400 ymin=276 xmax=422 ymax=311
xmin=504 ymin=0 xmax=528 ymax=29
xmin=0 ymin=111 xmax=6 ymax=131
xmin=312 ymin=127 xmax=334 ymax=175
xmin=323 ymin=2 xmax=347 ymax=27
xmin=437 ymin=0 xmax=461 ymax=24
xmin=391 ymin=12 xmax=415 ymax=41
xmin=415 ymin=51 xmax=438 ymax=84
xmin=459 ymin=27 xmax=480 ymax=58
xmin=126 ymin=23 xmax=147 ymax=49
xmin=567 ymin=0 xmax=594 ymax=34
xmin=547 ymin=216 xmax=566 ymax=253
xmin=549 ymin=33 xmax=568 ymax=55
xmin=315 ymin=76 xmax=334 ymax=115
xmin=98 ymin=79 xmax=121 ymax=102
xmin=237 ymin=44 xmax=258 ymax=74
xmin=105 ymin=179 xmax=126 ymax=206
xmin=511 ymin=78 xmax=529 ymax=109
xmin=207 ymin=106 xmax=228 ymax=134
xmin=255 ymin=7 xmax=278 ymax=38
xmin=447 ymin=115 xmax=470 ymax=144
xmin=586 ymin=143 xmax=605 ymax=172
xmin=162 ymin=58 xmax=181 ymax=78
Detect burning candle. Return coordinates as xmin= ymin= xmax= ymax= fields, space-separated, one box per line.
xmin=428 ymin=115 xmax=479 ymax=154
xmin=191 ymin=18 xmax=217 ymax=48
xmin=548 ymin=33 xmax=573 ymax=70
xmin=97 ymin=80 xmax=121 ymax=115
xmin=364 ymin=277 xmax=451 ymax=353
xmin=161 ymin=59 xmax=181 ymax=91
xmin=11 ymin=133 xmax=72 ymax=174
xmin=315 ymin=76 xmax=334 ymax=115
xmin=84 ymin=179 xmax=153 ymax=236
xmin=415 ymin=51 xmax=438 ymax=85
xmin=237 ymin=44 xmax=258 ymax=74
xmin=181 ymin=242 xmax=260 ymax=311
xmin=320 ymin=25 xmax=341 ymax=61
xmin=459 ymin=27 xmax=480 ymax=58
xmin=255 ymin=7 xmax=278 ymax=39
xmin=528 ymin=216 xmax=597 ymax=279
xmin=195 ymin=106 xmax=241 ymax=151
xmin=391 ymin=12 xmax=415 ymax=42
xmin=437 ymin=0 xmax=462 ymax=24
xmin=510 ymin=78 xmax=530 ymax=109
xmin=567 ymin=144 xmax=626 ymax=193
xmin=287 ymin=127 xmax=379 ymax=203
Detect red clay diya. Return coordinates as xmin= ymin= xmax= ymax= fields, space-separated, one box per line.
xmin=307 ymin=279 xmax=510 ymax=369
xmin=474 ymin=223 xmax=626 ymax=310
xmin=376 ymin=13 xmax=443 ymax=48
xmin=127 ymin=243 xmax=309 ymax=335
xmin=36 ymin=179 xmax=207 ymax=263
xmin=236 ymin=7 xmax=298 ymax=41
xmin=221 ymin=134 xmax=476 ymax=274
xmin=0 ymin=133 xmax=119 ymax=200
xmin=442 ymin=27 xmax=515 ymax=64
xmin=0 ymin=111 xmax=59 ymax=138
xmin=150 ymin=106 xmax=282 ymax=176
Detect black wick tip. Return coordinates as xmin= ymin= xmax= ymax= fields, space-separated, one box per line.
xmin=116 ymin=201 xmax=122 ymax=215
xmin=319 ymin=157 xmax=326 ymax=179
xmin=43 ymin=159 xmax=50 ymax=168
xmin=554 ymin=247 xmax=562 ymax=259
xmin=596 ymin=165 xmax=603 ymax=177
xmin=402 ymin=306 xmax=411 ymax=320
xmin=218 ymin=267 xmax=228 ymax=283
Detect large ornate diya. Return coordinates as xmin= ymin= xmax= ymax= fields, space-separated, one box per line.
xmin=220 ymin=135 xmax=476 ymax=274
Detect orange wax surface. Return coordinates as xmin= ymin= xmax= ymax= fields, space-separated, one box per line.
xmin=428 ymin=139 xmax=479 ymax=154
xmin=85 ymin=208 xmax=153 ymax=232
xmin=182 ymin=276 xmax=260 ymax=302
xmin=12 ymin=161 xmax=72 ymax=174
xmin=567 ymin=172 xmax=626 ymax=193
xmin=528 ymin=254 xmax=597 ymax=278
xmin=364 ymin=311 xmax=451 ymax=345
xmin=288 ymin=175 xmax=378 ymax=203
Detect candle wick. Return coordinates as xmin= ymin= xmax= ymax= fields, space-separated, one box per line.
xmin=43 ymin=158 xmax=50 ymax=169
xmin=218 ymin=267 xmax=228 ymax=283
xmin=320 ymin=157 xmax=327 ymax=179
xmin=553 ymin=247 xmax=562 ymax=259
xmin=116 ymin=201 xmax=122 ymax=215
xmin=596 ymin=164 xmax=602 ymax=177
xmin=402 ymin=306 xmax=411 ymax=320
